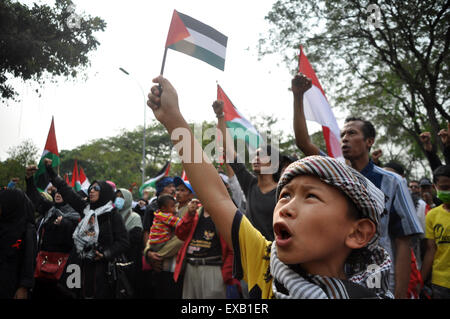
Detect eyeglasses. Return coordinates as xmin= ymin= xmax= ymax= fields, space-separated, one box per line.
xmin=89 ymin=185 xmax=101 ymax=192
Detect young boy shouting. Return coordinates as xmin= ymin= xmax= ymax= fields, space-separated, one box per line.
xmin=146 ymin=76 xmax=393 ymax=299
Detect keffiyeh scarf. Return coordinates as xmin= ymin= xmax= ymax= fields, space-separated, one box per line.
xmin=72 ymin=201 xmax=114 ymax=260
xmin=270 ymin=242 xmax=393 ymax=299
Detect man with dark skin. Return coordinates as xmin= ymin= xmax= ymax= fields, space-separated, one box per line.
xmin=291 ymin=72 xmax=423 ymax=299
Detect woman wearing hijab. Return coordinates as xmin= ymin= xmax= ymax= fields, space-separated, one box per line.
xmin=44 ymin=159 xmax=129 ymax=299
xmin=0 ymin=189 xmax=37 ymax=299
xmin=115 ymin=188 xmax=143 ymax=297
xmin=24 ymin=165 xmax=80 ymax=299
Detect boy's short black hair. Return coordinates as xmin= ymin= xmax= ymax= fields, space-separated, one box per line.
xmin=384 ymin=161 xmax=405 ymax=177
xmin=433 ymin=165 xmax=450 ymax=184
xmin=345 ymin=117 xmax=376 ymax=140
xmin=157 ymin=194 xmax=175 ymax=209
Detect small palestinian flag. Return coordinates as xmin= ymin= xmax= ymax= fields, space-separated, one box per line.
xmin=139 ymin=161 xmax=171 ymax=197
xmin=71 ymin=159 xmax=81 ymax=192
xmin=217 ymin=84 xmax=263 ymax=153
xmin=35 ymin=117 xmax=60 ymax=192
xmin=165 ymin=10 xmax=228 ymax=71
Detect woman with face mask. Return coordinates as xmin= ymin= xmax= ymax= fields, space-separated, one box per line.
xmin=43 ymin=159 xmax=129 ymax=299
xmin=114 ymin=188 xmax=143 ymax=298
xmin=25 ymin=165 xmax=80 ymax=299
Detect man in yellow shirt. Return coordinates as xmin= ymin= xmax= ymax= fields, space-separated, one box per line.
xmin=421 ymin=165 xmax=450 ymax=299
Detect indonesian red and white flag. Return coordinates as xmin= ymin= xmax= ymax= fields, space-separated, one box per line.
xmin=298 ymin=46 xmax=343 ymax=161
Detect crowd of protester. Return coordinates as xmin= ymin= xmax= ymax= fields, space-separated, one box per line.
xmin=0 ymin=73 xmax=449 ymax=299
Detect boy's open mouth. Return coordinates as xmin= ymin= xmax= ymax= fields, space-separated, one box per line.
xmin=274 ymin=223 xmax=292 ymax=243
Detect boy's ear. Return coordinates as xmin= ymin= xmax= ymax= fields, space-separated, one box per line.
xmin=346 ymin=219 xmax=376 ymax=249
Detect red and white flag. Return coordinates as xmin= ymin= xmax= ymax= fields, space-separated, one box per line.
xmin=79 ymin=165 xmax=90 ymax=193
xmin=298 ymin=46 xmax=343 ymax=161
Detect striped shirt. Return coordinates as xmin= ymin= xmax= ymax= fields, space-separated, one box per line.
xmin=149 ymin=210 xmax=181 ymax=244
xmin=360 ymin=160 xmax=423 ymax=290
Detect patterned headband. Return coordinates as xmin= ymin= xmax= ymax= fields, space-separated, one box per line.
xmin=276 ymin=156 xmax=385 ymax=232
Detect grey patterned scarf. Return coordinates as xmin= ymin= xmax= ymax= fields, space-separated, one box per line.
xmin=270 ymin=242 xmax=393 ymax=299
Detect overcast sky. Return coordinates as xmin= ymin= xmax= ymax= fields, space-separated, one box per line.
xmin=1 ymin=0 xmax=330 ymax=161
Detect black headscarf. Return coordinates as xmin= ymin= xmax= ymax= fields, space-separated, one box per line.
xmin=0 ymin=189 xmax=35 ymax=250
xmin=88 ymin=180 xmax=115 ymax=210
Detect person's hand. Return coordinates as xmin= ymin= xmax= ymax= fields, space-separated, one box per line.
xmin=212 ymin=100 xmax=224 ymax=117
xmin=25 ymin=165 xmax=38 ymax=178
xmin=44 ymin=158 xmax=53 ymax=167
xmin=419 ymin=132 xmax=433 ymax=151
xmin=438 ymin=123 xmax=450 ymax=147
xmin=187 ymin=199 xmax=201 ymax=215
xmin=147 ymin=76 xmax=181 ymax=128
xmin=94 ymin=250 xmax=104 ymax=261
xmin=14 ymin=287 xmax=28 ymax=299
xmin=371 ymin=149 xmax=383 ymax=164
xmin=146 ymin=251 xmax=163 ymax=272
xmin=291 ymin=72 xmax=312 ymax=98
xmin=138 ymin=200 xmax=147 ymax=208
xmin=54 ymin=216 xmax=63 ymax=225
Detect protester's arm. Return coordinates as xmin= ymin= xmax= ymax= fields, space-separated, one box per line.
xmin=213 ymin=100 xmax=237 ymax=163
xmin=291 ymin=73 xmax=320 ymax=156
xmin=44 ymin=159 xmax=87 ymax=215
xmin=420 ymin=132 xmax=442 ymax=172
xmin=25 ymin=166 xmax=52 ymax=215
xmin=420 ymin=239 xmax=436 ymax=283
xmin=393 ymin=235 xmax=412 ymax=299
xmin=147 ymin=76 xmax=237 ymax=249
xmin=371 ymin=149 xmax=383 ymax=166
xmin=438 ymin=122 xmax=450 ymax=165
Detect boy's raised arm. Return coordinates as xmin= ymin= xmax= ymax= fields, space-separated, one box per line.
xmin=147 ymin=76 xmax=237 ymax=248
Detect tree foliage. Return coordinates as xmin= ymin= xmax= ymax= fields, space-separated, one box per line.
xmin=0 ymin=0 xmax=106 ymax=101
xmin=259 ymin=0 xmax=449 ymax=171
xmin=7 ymin=138 xmax=39 ymax=167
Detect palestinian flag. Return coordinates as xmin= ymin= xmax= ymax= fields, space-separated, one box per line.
xmin=34 ymin=117 xmax=60 ymax=192
xmin=79 ymin=165 xmax=90 ymax=194
xmin=165 ymin=10 xmax=228 ymax=71
xmin=139 ymin=161 xmax=171 ymax=197
xmin=63 ymin=173 xmax=70 ymax=185
xmin=71 ymin=160 xmax=81 ymax=192
xmin=217 ymin=84 xmax=263 ymax=153
xmin=298 ymin=46 xmax=343 ymax=161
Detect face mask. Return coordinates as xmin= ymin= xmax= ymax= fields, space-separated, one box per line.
xmin=114 ymin=197 xmax=125 ymax=210
xmin=437 ymin=190 xmax=450 ymax=204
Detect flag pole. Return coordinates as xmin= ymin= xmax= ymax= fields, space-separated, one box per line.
xmin=160 ymin=47 xmax=168 ymax=76
xmin=158 ymin=47 xmax=168 ymax=94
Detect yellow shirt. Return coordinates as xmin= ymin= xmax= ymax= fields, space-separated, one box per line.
xmin=425 ymin=205 xmax=450 ymax=289
xmin=232 ymin=210 xmax=274 ymax=299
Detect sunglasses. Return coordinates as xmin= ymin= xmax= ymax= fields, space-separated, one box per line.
xmin=89 ymin=185 xmax=101 ymax=192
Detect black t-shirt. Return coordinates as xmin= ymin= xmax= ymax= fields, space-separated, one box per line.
xmin=229 ymin=162 xmax=276 ymax=241
xmin=186 ymin=213 xmax=221 ymax=258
